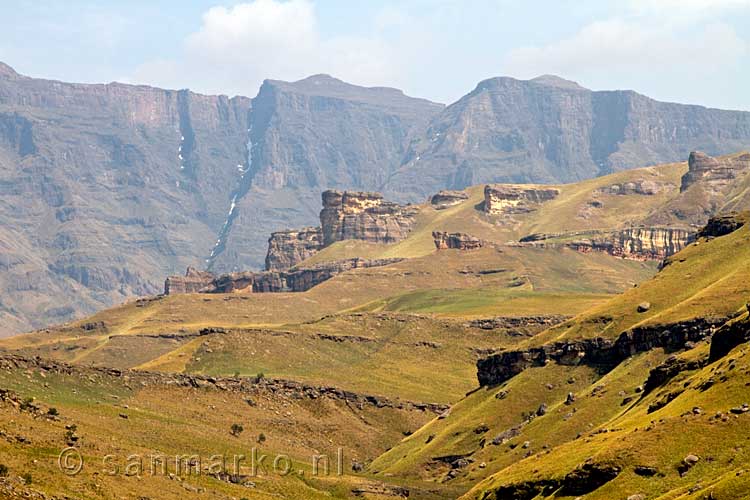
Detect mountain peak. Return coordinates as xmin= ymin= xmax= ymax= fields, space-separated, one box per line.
xmin=530 ymin=74 xmax=584 ymax=90
xmin=0 ymin=61 xmax=19 ymax=78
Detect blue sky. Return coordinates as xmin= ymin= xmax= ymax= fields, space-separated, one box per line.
xmin=1 ymin=0 xmax=748 ymax=109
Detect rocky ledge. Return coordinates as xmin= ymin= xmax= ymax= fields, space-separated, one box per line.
xmin=165 ymin=258 xmax=403 ymax=295
xmin=483 ymin=185 xmax=559 ymax=215
xmin=680 ymin=151 xmax=750 ymax=193
xmin=476 ymin=318 xmax=724 ymax=386
xmin=430 ymin=190 xmax=469 ymax=210
xmin=0 ymin=354 xmax=448 ymax=414
xmin=432 ymin=231 xmax=486 ymax=250
xmin=697 ymin=212 xmax=747 ymax=239
xmin=519 ymin=227 xmax=693 ymax=261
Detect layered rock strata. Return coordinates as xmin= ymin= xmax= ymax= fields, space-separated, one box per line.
xmin=483 ymin=185 xmax=559 ymax=215
xmin=265 ymin=227 xmax=323 ymax=271
xmin=432 ymin=231 xmax=486 ymax=250
xmin=430 ymin=190 xmax=469 ymax=209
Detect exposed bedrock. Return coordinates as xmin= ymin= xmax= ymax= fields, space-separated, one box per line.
xmin=520 ymin=227 xmax=693 ymax=261
xmin=320 ymin=190 xmax=419 ymax=246
xmin=681 ymin=151 xmax=750 ymax=193
xmin=165 ymin=258 xmax=402 ymax=295
xmin=432 ymin=231 xmax=486 ymax=250
xmin=483 ymin=185 xmax=559 ymax=215
xmin=476 ymin=318 xmax=724 ymax=387
xmin=430 ymin=190 xmax=469 ymax=210
xmin=265 ymin=227 xmax=323 ymax=271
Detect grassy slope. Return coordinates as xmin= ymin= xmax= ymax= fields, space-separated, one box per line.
xmin=0 ymin=360 xmax=446 ymax=500
xmin=530 ymin=215 xmax=750 ymax=346
xmin=368 ymin=219 xmax=750 ymax=499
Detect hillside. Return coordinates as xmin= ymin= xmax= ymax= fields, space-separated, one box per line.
xmin=368 ymin=213 xmax=750 ymax=499
xmin=3 ymin=61 xmax=750 ymax=334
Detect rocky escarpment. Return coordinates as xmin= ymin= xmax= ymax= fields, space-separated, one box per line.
xmin=680 ymin=151 xmax=750 ymax=193
xmin=385 ymin=75 xmax=750 ymax=201
xmin=320 ymin=190 xmax=419 ymax=246
xmin=0 ymin=353 xmax=448 ymax=413
xmin=483 ymin=185 xmax=559 ymax=215
xmin=0 ymin=63 xmax=252 ymax=334
xmin=165 ymin=258 xmax=402 ymax=295
xmin=430 ymin=190 xmax=469 ymax=210
xmin=432 ymin=231 xmax=486 ymax=250
xmin=476 ymin=318 xmax=723 ymax=386
xmin=265 ymin=190 xmax=419 ymax=270
xmin=519 ymin=227 xmax=693 ymax=261
xmin=264 ymin=227 xmax=323 ymax=271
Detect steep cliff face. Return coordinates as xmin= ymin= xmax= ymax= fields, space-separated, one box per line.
xmin=0 ymin=64 xmax=250 ymax=332
xmin=483 ymin=185 xmax=559 ymax=215
xmin=519 ymin=227 xmax=693 ymax=261
xmin=201 ymin=74 xmax=443 ymax=274
xmin=319 ymin=190 xmax=419 ymax=246
xmin=384 ymin=76 xmax=750 ymax=200
xmin=567 ymin=227 xmax=693 ymax=261
xmin=265 ymin=227 xmax=323 ymax=271
xmin=476 ymin=318 xmax=720 ymax=386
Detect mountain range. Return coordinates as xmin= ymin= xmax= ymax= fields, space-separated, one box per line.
xmin=1 ymin=61 xmax=750 ymax=333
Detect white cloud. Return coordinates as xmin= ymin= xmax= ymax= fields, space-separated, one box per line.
xmin=129 ymin=0 xmax=396 ymax=97
xmin=504 ymin=19 xmax=746 ymax=80
xmin=630 ymin=0 xmax=750 ymax=13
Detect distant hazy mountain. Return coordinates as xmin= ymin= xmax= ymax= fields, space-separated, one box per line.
xmin=1 ymin=62 xmax=749 ymax=332
xmin=384 ymin=75 xmax=750 ymax=200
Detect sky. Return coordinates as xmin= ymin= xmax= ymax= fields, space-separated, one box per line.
xmin=1 ymin=0 xmax=749 ymax=109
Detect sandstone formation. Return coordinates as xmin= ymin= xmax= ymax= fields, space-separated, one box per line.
xmin=430 ymin=190 xmax=469 ymax=209
xmin=265 ymin=227 xmax=323 ymax=271
xmin=163 ymin=267 xmax=215 ymax=295
xmin=432 ymin=231 xmax=486 ymax=250
xmin=263 ymin=190 xmax=419 ymax=271
xmin=165 ymin=258 xmax=402 ymax=295
xmin=483 ymin=185 xmax=559 ymax=215
xmin=680 ymin=151 xmax=750 ymax=193
xmin=598 ymin=179 xmax=668 ymax=196
xmin=519 ymin=227 xmax=693 ymax=261
xmin=476 ymin=318 xmax=722 ymax=387
xmin=320 ymin=190 xmax=419 ymax=246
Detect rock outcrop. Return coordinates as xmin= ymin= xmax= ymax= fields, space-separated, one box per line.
xmin=697 ymin=212 xmax=746 ymax=239
xmin=432 ymin=231 xmax=486 ymax=250
xmin=430 ymin=190 xmax=469 ymax=210
xmin=320 ymin=190 xmax=419 ymax=246
xmin=164 ymin=267 xmax=216 ymax=295
xmin=476 ymin=318 xmax=723 ymax=386
xmin=165 ymin=258 xmax=402 ymax=295
xmin=263 ymin=190 xmax=419 ymax=271
xmin=265 ymin=227 xmax=323 ymax=271
xmin=519 ymin=227 xmax=693 ymax=261
xmin=483 ymin=185 xmax=559 ymax=215
xmin=0 ymin=353 xmax=448 ymax=413
xmin=598 ymin=179 xmax=668 ymax=196
xmin=566 ymin=227 xmax=693 ymax=261
xmin=680 ymin=151 xmax=750 ymax=193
